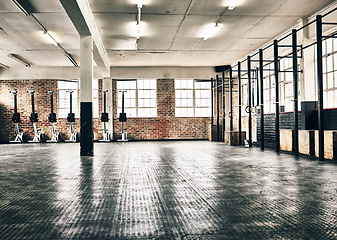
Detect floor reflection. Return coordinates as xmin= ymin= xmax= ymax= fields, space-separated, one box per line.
xmin=1 ymin=141 xmax=337 ymax=239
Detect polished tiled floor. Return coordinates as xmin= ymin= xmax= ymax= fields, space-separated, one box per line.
xmin=1 ymin=141 xmax=337 ymax=239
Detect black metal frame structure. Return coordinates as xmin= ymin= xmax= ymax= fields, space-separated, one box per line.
xmin=210 ymin=71 xmax=238 ymax=143
xmin=226 ymin=7 xmax=337 ymax=160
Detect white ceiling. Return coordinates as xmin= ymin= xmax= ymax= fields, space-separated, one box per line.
xmin=0 ymin=0 xmax=335 ymax=69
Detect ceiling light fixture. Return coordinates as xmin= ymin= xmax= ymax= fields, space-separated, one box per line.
xmin=64 ymin=54 xmax=78 ymax=67
xmin=228 ymin=0 xmax=240 ymax=10
xmin=137 ymin=0 xmax=143 ymax=8
xmin=43 ymin=31 xmax=58 ymax=46
xmin=136 ymin=22 xmax=141 ymax=39
xmin=7 ymin=54 xmax=31 ymax=67
xmin=0 ymin=62 xmax=9 ymax=68
xmin=136 ymin=4 xmax=142 ymax=39
xmin=203 ymin=23 xmax=219 ymax=40
xmin=12 ymin=0 xmax=31 ymax=16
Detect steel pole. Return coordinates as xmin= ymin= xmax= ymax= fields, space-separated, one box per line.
xmin=292 ymin=29 xmax=299 ymax=156
xmin=316 ymin=15 xmax=324 ymax=161
xmin=248 ymin=56 xmax=252 ymax=147
xmin=259 ymin=49 xmax=265 ymax=150
xmin=274 ymin=40 xmax=280 ymax=153
xmin=238 ymin=62 xmax=242 ymax=145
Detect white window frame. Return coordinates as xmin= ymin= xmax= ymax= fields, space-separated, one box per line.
xmin=58 ymin=79 xmax=99 ymax=118
xmin=322 ymin=36 xmax=337 ymax=109
xmin=175 ymin=79 xmax=212 ymax=117
xmin=117 ymin=79 xmax=157 ymax=118
xmin=58 ymin=80 xmax=80 ymax=118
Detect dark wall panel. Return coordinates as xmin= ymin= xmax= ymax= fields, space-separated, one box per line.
xmin=257 ymin=112 xmax=302 ymax=149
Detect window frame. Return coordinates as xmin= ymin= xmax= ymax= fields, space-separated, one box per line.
xmin=117 ymin=79 xmax=157 ymax=118
xmin=58 ymin=80 xmax=80 ymax=119
xmin=322 ymin=36 xmax=337 ymax=109
xmin=58 ymin=79 xmax=99 ymax=119
xmin=175 ymin=79 xmax=212 ymax=118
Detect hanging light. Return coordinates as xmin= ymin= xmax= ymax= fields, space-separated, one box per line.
xmin=228 ymin=0 xmax=240 ymax=10
xmin=64 ymin=54 xmax=78 ymax=67
xmin=137 ymin=0 xmax=143 ymax=8
xmin=203 ymin=23 xmax=219 ymax=40
xmin=7 ymin=54 xmax=31 ymax=67
xmin=43 ymin=31 xmax=58 ymax=46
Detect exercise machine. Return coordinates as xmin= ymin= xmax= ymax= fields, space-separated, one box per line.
xmin=28 ymin=90 xmax=42 ymax=143
xmin=46 ymin=91 xmax=60 ymax=143
xmin=118 ymin=90 xmax=128 ymax=141
xmin=99 ymin=90 xmax=111 ymax=142
xmin=9 ymin=91 xmax=24 ymax=143
xmin=65 ymin=90 xmax=77 ymax=143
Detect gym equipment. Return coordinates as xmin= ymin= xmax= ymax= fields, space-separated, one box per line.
xmin=99 ymin=90 xmax=111 ymax=142
xmin=118 ymin=90 xmax=128 ymax=141
xmin=46 ymin=91 xmax=60 ymax=143
xmin=65 ymin=90 xmax=77 ymax=143
xmin=9 ymin=91 xmax=24 ymax=143
xmin=28 ymin=91 xmax=42 ymax=143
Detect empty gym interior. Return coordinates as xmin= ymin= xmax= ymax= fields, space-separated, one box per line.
xmin=2 ymin=0 xmax=337 ymax=239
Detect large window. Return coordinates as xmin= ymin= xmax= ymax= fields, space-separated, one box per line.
xmin=323 ymin=37 xmax=337 ymax=109
xmin=58 ymin=79 xmax=99 ymax=118
xmin=248 ymin=57 xmax=301 ymax=115
xmin=263 ymin=63 xmax=275 ymax=114
xmin=175 ymin=79 xmax=211 ymax=117
xmin=241 ymin=70 xmax=263 ymax=115
xmin=58 ymin=80 xmax=79 ymax=118
xmin=117 ymin=79 xmax=157 ymax=118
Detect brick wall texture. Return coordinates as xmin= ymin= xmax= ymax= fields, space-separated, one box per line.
xmin=0 ymin=79 xmax=103 ymax=143
xmin=113 ymin=79 xmax=211 ymax=140
xmin=1 ymin=79 xmax=211 ymax=142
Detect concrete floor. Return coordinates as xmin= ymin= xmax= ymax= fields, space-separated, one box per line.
xmin=1 ymin=141 xmax=337 ymax=239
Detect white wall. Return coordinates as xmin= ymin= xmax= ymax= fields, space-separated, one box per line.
xmin=110 ymin=66 xmax=215 ymax=79
xmin=0 ymin=66 xmax=103 ymax=80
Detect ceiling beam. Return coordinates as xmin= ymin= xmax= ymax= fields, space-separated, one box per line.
xmin=59 ymin=0 xmax=110 ymax=77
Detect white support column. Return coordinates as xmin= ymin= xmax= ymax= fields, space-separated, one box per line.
xmin=80 ymin=35 xmax=94 ymax=156
xmin=103 ymin=77 xmax=113 ymax=138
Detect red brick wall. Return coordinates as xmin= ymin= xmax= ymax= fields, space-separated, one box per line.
xmin=0 ymin=79 xmax=103 ymax=143
xmin=113 ymin=79 xmax=211 ymax=140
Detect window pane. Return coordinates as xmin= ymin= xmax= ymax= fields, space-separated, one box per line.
xmin=285 ymin=83 xmax=292 ymax=98
xmin=58 ymin=81 xmax=79 ymax=118
xmin=138 ymin=79 xmax=144 ymax=89
xmin=327 ymin=72 xmax=334 ymax=89
xmin=175 ymin=80 xmax=181 ymax=89
xmin=175 ymin=79 xmax=211 ymax=117
xmin=117 ymin=79 xmax=156 ymax=118
xmin=327 ymin=55 xmax=333 ymax=72
xmin=327 ymin=91 xmax=334 ymax=108
xmin=323 ymin=74 xmax=327 ymax=90
xmin=323 ymin=91 xmax=328 ymax=109
xmin=195 ymin=108 xmax=211 ymax=117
